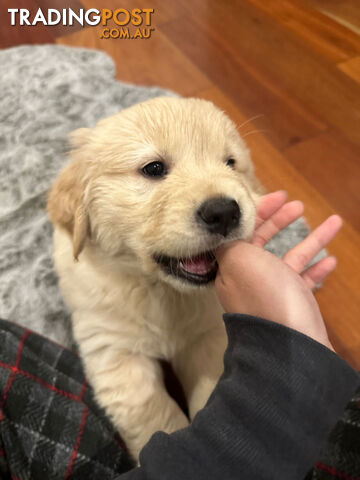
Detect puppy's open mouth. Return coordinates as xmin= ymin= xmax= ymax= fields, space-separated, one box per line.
xmin=153 ymin=251 xmax=218 ymax=285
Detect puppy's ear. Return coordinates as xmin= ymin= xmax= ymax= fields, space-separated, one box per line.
xmin=73 ymin=203 xmax=90 ymax=260
xmin=48 ymin=156 xmax=90 ymax=261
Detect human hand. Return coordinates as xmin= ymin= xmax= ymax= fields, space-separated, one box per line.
xmin=215 ymin=191 xmax=342 ymax=350
xmin=252 ymin=191 xmax=341 ymax=289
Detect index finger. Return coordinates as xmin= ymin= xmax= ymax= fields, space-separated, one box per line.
xmin=255 ymin=191 xmax=288 ymax=229
xmin=252 ymin=200 xmax=304 ymax=248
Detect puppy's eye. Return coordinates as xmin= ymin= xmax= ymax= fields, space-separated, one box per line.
xmin=142 ymin=161 xmax=167 ymax=178
xmin=226 ymin=158 xmax=236 ymax=168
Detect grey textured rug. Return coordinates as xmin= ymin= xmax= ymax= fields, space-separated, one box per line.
xmin=0 ymin=45 xmax=321 ymax=349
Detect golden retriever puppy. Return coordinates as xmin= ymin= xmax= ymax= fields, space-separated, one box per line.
xmin=48 ymin=96 xmax=262 ymax=459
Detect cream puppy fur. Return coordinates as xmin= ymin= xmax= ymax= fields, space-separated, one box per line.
xmin=48 ymin=97 xmax=262 ymax=459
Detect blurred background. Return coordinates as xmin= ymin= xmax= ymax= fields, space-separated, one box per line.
xmin=1 ymin=0 xmax=359 ymax=368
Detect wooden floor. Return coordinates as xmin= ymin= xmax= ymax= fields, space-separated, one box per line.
xmin=3 ymin=0 xmax=360 ymax=368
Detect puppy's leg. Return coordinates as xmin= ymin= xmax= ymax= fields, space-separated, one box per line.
xmin=73 ymin=314 xmax=189 ymax=459
xmin=173 ymin=326 xmax=227 ymax=419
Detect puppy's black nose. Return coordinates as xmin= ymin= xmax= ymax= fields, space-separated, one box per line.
xmin=197 ymin=197 xmax=241 ymax=237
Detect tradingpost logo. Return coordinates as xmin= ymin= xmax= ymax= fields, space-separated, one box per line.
xmin=8 ymin=8 xmax=155 ymax=39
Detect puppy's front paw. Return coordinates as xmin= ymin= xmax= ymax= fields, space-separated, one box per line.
xmin=125 ymin=410 xmax=189 ymax=460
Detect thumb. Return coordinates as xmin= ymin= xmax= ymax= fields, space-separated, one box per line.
xmin=214 ymin=241 xmax=263 ymax=288
xmin=215 ymin=240 xmax=258 ymax=269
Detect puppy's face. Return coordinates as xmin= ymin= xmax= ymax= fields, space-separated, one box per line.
xmin=50 ymin=97 xmax=262 ymax=290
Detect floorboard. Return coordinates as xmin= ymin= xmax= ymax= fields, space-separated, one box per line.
xmin=57 ymin=26 xmax=212 ymax=96
xmin=160 ymin=15 xmax=328 ymax=151
xmin=306 ymin=0 xmax=360 ymax=33
xmin=0 ymin=0 xmax=54 ymax=47
xmin=173 ymin=0 xmax=360 ymax=146
xmin=285 ymin=131 xmax=360 ymax=231
xmin=338 ymin=56 xmax=360 ymax=82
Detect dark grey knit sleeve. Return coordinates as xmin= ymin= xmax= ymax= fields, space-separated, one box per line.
xmin=119 ymin=314 xmax=359 ymax=480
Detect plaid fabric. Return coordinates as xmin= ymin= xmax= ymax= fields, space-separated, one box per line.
xmin=0 ymin=318 xmax=359 ymax=480
xmin=0 ymin=319 xmax=134 ymax=480
xmin=306 ymin=386 xmax=360 ymax=480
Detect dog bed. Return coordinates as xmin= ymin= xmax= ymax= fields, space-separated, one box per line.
xmin=0 ymin=45 xmax=323 ymax=349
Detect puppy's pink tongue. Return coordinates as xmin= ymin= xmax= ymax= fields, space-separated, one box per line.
xmin=180 ymin=255 xmax=214 ymax=275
